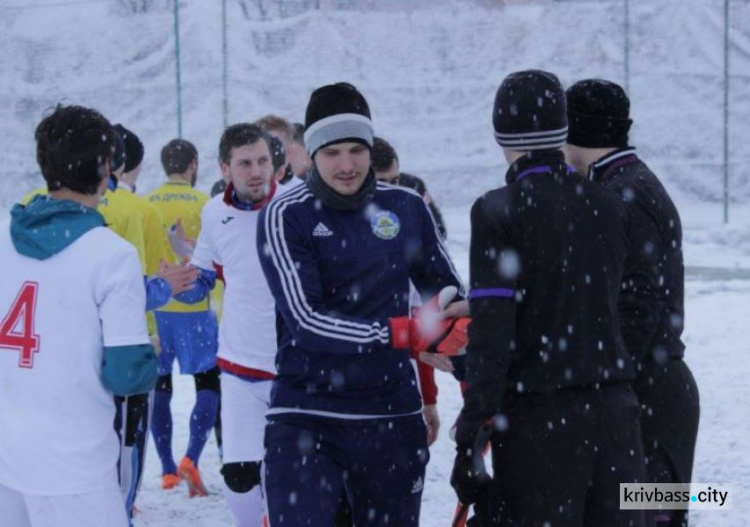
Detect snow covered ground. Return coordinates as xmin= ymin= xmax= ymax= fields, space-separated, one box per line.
xmin=2 ymin=0 xmax=749 ymax=525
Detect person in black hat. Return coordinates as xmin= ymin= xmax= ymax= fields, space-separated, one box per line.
xmin=566 ymin=78 xmax=699 ymax=527
xmin=450 ymin=70 xmax=649 ymax=525
xmin=257 ymin=82 xmax=468 ymax=527
xmin=268 ymin=135 xmax=290 ymax=183
xmin=102 ymin=124 xmax=178 ymax=518
xmin=113 ymin=123 xmax=145 ymax=193
xmin=371 ymin=136 xmax=448 ymax=240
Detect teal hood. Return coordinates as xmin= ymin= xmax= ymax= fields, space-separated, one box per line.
xmin=10 ymin=195 xmax=105 ymax=260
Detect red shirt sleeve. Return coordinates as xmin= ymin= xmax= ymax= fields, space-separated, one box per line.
xmin=417 ymin=360 xmax=438 ymax=405
xmin=212 ymin=261 xmax=225 ymax=284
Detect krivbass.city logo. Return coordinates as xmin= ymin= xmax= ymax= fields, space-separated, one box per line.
xmin=620 ymin=483 xmax=732 ymax=510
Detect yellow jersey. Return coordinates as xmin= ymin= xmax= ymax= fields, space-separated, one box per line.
xmin=19 ymin=187 xmax=47 ymax=206
xmin=146 ymin=180 xmax=211 ymax=313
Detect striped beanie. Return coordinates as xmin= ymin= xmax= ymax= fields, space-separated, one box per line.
xmin=304 ymin=82 xmax=374 ymax=156
xmin=492 ymin=70 xmax=568 ymax=152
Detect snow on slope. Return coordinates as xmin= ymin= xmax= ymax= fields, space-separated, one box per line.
xmin=2 ymin=0 xmax=749 ymax=208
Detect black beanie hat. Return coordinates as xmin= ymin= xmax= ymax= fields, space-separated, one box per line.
xmin=114 ymin=123 xmax=145 ymax=172
xmin=110 ymin=129 xmax=126 ymax=172
xmin=566 ymin=79 xmax=632 ymax=148
xmin=304 ymin=82 xmax=373 ymax=156
xmin=493 ymin=69 xmax=568 ymax=152
xmin=269 ymin=135 xmax=286 ymax=172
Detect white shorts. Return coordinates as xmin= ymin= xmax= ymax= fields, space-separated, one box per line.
xmin=221 ymin=374 xmax=272 ymax=463
xmin=0 ymin=482 xmax=128 ymax=527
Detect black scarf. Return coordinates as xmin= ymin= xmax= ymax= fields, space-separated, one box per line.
xmin=306 ymin=167 xmax=377 ymax=211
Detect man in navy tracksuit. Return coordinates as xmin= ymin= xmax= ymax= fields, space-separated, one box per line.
xmin=566 ymin=79 xmax=699 ymax=527
xmin=258 ymin=82 xmax=465 ymax=526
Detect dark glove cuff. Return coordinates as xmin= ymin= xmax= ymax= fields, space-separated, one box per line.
xmin=454 ymin=420 xmax=481 ymax=446
xmin=456 ymin=417 xmax=494 ymax=449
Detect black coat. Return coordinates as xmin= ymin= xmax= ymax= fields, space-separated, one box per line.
xmin=456 ymin=151 xmax=635 ymax=443
xmin=589 ymin=148 xmax=685 ymax=364
xmin=398 ymin=172 xmax=447 ymax=240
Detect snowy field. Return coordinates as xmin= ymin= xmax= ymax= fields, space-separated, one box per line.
xmin=2 ymin=0 xmax=749 ymax=525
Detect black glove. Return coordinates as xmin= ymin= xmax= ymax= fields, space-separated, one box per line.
xmin=449 ymin=354 xmax=466 ymax=381
xmin=220 ymin=461 xmax=261 ymax=493
xmin=450 ymin=441 xmax=491 ymax=506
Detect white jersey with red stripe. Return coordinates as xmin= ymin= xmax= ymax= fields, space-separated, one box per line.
xmin=0 ymin=222 xmax=149 ymax=495
xmin=191 ymin=185 xmax=290 ymax=376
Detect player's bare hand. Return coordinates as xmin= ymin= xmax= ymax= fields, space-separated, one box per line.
xmin=150 ymin=334 xmax=162 ymax=356
xmin=418 ymin=352 xmax=454 ymax=373
xmin=168 ymin=218 xmax=196 ymax=258
xmin=423 ymin=404 xmax=440 ymax=446
xmin=439 ymin=299 xmax=469 ymax=319
xmin=158 ymin=260 xmax=199 ymax=295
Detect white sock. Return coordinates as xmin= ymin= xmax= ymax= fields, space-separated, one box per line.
xmin=224 ymin=483 xmax=264 ymax=527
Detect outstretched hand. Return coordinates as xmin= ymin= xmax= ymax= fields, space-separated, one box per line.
xmin=423 ymin=404 xmax=441 ymax=446
xmin=418 ymin=352 xmax=454 ymax=373
xmin=168 ymin=218 xmax=196 ymax=258
xmin=439 ymin=298 xmax=469 ymax=319
xmin=158 ymin=258 xmax=198 ymax=296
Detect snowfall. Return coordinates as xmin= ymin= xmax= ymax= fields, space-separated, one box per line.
xmin=1 ymin=0 xmax=749 ymax=525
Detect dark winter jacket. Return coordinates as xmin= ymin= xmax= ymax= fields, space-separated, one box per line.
xmin=456 ymin=151 xmax=635 ymax=444
xmin=257 ymin=180 xmax=464 ymax=417
xmin=589 ymin=148 xmax=685 ymax=365
xmin=399 ymin=172 xmax=448 ymax=240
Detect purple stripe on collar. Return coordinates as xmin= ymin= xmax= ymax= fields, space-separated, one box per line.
xmin=470 ymin=288 xmax=515 ymax=299
xmin=603 ymin=155 xmax=638 ymax=177
xmin=516 ymin=166 xmax=552 ymax=182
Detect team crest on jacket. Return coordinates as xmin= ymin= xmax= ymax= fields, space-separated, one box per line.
xmin=371 ymin=210 xmax=400 ymax=240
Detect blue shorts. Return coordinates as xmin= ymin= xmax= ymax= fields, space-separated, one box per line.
xmin=154 ymin=311 xmax=218 ymax=376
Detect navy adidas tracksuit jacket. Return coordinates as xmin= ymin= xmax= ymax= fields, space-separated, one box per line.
xmin=257 ymin=180 xmax=464 ymax=418
xmin=258 ymin=179 xmax=463 ymax=526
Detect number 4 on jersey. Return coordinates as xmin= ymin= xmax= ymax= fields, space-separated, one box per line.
xmin=0 ymin=282 xmax=41 ymax=368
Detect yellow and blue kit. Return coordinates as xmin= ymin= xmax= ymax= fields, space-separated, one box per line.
xmin=146 ymin=180 xmax=218 ymax=375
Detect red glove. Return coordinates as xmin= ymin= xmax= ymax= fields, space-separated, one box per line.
xmin=436 ymin=317 xmax=470 ymax=356
xmin=390 ymin=286 xmax=461 ymax=356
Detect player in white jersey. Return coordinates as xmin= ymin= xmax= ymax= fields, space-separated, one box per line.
xmin=175 ymin=123 xmax=284 ymax=526
xmin=0 ymin=105 xmax=158 ymax=527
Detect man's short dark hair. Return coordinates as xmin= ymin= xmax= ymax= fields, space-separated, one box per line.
xmin=161 ymin=139 xmax=197 ymax=175
xmin=219 ymin=123 xmax=271 ymax=165
xmin=35 ymin=104 xmax=114 ymax=195
xmin=371 ymin=136 xmax=399 ymax=172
